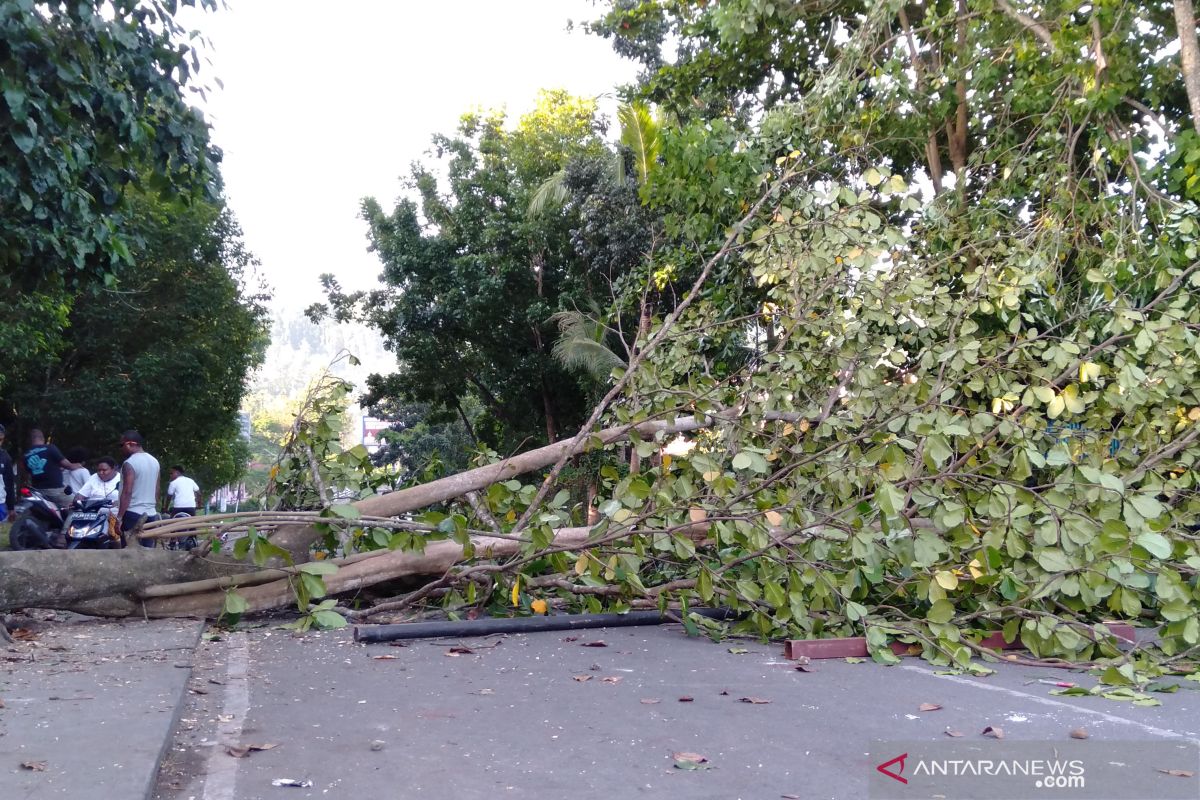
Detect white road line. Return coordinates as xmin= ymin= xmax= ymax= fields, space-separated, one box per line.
xmin=203 ymin=631 xmax=250 ymax=800
xmin=900 ymin=664 xmax=1199 ymax=742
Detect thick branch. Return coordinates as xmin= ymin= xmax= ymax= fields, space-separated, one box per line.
xmin=1176 ymin=0 xmax=1200 ymax=130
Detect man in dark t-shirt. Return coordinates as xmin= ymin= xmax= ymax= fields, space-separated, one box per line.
xmin=23 ymin=428 xmax=82 ymax=509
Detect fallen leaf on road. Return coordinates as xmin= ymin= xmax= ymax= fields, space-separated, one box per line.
xmin=216 ymin=714 xmax=235 ymax=723
xmin=672 ymin=752 xmax=711 ymax=770
xmin=372 ymin=655 xmax=400 ymax=660
xmin=370 ymin=740 xmax=385 ymax=751
xmin=271 ymin=778 xmax=314 ymax=787
xmin=782 ymin=795 xmax=801 ymax=799
xmin=982 ymin=726 xmax=1005 ymax=739
xmin=601 ymin=676 xmax=623 ymax=684
xmin=445 ymin=646 xmax=473 ymax=656
xmin=189 ymin=686 xmax=209 ymax=695
xmin=473 ymin=688 xmax=494 ymax=695
xmin=678 ymin=696 xmax=694 ymax=702
xmin=562 ymin=636 xmax=580 ymax=642
xmin=20 ymin=761 xmax=47 ymax=771
xmin=1158 ymin=769 xmax=1195 ymax=777
xmin=844 ymin=657 xmax=865 ymax=664
xmin=11 ymin=629 xmax=36 ymax=640
xmin=248 ymin=743 xmax=279 ymax=751
xmin=640 ymin=698 xmax=661 ymax=705
xmin=728 ymin=647 xmax=749 ymax=655
xmin=944 ymin=729 xmax=964 ymax=737
xmin=225 ymin=746 xmax=250 ymax=758
xmin=918 ymin=703 xmax=943 ymax=712
xmin=739 ymin=696 xmax=771 ymax=704
xmin=719 ymin=690 xmax=730 ymax=695
xmin=1069 ymin=728 xmax=1089 ymax=739
xmin=572 ymin=675 xmax=592 ymax=682
xmin=581 ymin=641 xmax=608 ymax=648
xmin=0 ymin=697 xmax=5 ymax=708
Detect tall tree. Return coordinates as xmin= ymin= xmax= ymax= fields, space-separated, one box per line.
xmin=0 ymin=0 xmax=219 ymax=385
xmin=313 ymin=91 xmax=634 ymax=454
xmin=4 ymin=189 xmax=270 ymax=491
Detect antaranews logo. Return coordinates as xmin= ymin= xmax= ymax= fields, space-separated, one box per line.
xmin=877 ymin=753 xmax=908 ymax=785
xmin=875 ymin=752 xmax=1085 ymax=790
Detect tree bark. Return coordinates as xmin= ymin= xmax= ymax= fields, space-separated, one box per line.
xmin=0 ymin=549 xmax=251 ymax=615
xmin=1176 ymin=0 xmax=1200 ymax=131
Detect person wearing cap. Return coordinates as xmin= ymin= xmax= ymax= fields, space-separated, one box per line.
xmin=116 ymin=430 xmax=160 ymax=547
xmin=0 ymin=425 xmax=15 ymax=522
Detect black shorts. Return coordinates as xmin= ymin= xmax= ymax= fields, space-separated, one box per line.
xmin=121 ymin=511 xmax=160 ymax=548
xmin=170 ymin=507 xmax=197 ymax=517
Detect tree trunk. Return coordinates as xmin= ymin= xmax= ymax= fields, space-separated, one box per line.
xmin=1177 ymin=0 xmax=1200 ymax=131
xmin=0 ymin=549 xmax=252 ymax=615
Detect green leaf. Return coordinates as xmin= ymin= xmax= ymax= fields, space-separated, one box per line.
xmin=299 ymin=561 xmax=338 ymax=575
xmin=1129 ymin=495 xmax=1164 ymax=520
xmin=328 ymin=504 xmax=361 ymax=520
xmin=927 ymin=599 xmax=955 ymax=624
xmin=1135 ymin=532 xmax=1172 ymax=559
xmin=731 ymin=452 xmax=753 ymax=470
xmin=299 ymin=572 xmax=327 ymax=600
xmin=876 ymin=481 xmax=905 ymax=517
xmin=222 ymin=591 xmax=248 ymax=617
xmin=312 ymin=610 xmax=348 ymax=629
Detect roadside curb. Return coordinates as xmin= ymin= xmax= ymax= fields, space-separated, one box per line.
xmin=143 ymin=618 xmax=207 ymax=800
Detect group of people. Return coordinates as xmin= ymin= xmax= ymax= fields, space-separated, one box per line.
xmin=0 ymin=425 xmax=201 ymax=548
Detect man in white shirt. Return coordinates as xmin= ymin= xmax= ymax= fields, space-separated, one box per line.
xmin=166 ymin=465 xmax=201 ymax=517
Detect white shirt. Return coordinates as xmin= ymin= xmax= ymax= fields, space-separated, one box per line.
xmin=77 ymin=472 xmax=121 ymax=505
xmin=167 ymin=475 xmax=200 ymax=508
xmin=66 ymin=467 xmax=91 ymax=493
xmin=124 ymin=451 xmax=160 ymax=515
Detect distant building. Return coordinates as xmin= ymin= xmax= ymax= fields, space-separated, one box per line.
xmin=361 ymin=416 xmax=389 ymax=452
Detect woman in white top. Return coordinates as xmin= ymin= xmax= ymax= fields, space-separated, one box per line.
xmin=75 ymin=457 xmax=121 ymax=507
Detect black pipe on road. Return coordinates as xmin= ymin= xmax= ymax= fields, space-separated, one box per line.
xmin=353 ymin=608 xmax=737 ymax=643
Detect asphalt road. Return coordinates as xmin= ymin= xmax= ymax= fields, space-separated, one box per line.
xmin=150 ymin=624 xmax=1200 ymax=800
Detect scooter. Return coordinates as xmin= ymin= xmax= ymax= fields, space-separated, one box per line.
xmin=9 ymin=487 xmax=121 ymax=550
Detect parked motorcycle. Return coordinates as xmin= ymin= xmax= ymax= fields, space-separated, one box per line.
xmin=9 ymin=487 xmax=121 ymax=550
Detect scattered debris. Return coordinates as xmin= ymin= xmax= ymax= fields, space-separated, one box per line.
xmin=572 ymin=675 xmax=592 ymax=682
xmin=370 ymin=740 xmax=385 ymax=751
xmin=225 ymin=743 xmax=279 ymax=758
xmin=728 ymin=647 xmax=749 ymax=655
xmin=981 ymin=726 xmax=1005 ymax=739
xmin=562 ymin=636 xmax=579 ymax=642
xmin=1158 ymin=769 xmax=1195 ymax=778
xmin=272 ymin=778 xmax=314 ymax=787
xmin=20 ymin=760 xmax=48 ymax=771
xmin=445 ymin=646 xmax=473 ymax=656
xmin=372 ymin=654 xmax=400 ymax=660
xmin=601 ymin=676 xmax=622 ymax=685
xmin=844 ymin=657 xmax=865 ymax=664
xmin=918 ymin=703 xmax=943 ymax=712
xmin=48 ymin=695 xmax=94 ymax=701
xmin=678 ymin=696 xmax=694 ymax=702
xmin=1069 ymin=728 xmax=1089 ymax=739
xmin=581 ymin=641 xmax=607 ymax=648
xmin=672 ymin=751 xmax=711 ymax=770
xmin=640 ymin=698 xmax=661 ymax=705
xmin=944 ymin=729 xmax=965 ymax=737
xmin=739 ymin=696 xmax=771 ymax=704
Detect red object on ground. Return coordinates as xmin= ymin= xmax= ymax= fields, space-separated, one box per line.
xmin=784 ymin=623 xmax=1136 ymax=661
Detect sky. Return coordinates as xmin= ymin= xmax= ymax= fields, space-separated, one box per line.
xmin=181 ymin=0 xmax=638 ymax=313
